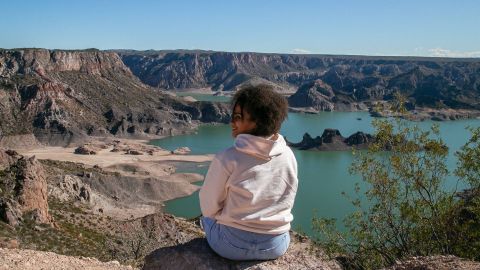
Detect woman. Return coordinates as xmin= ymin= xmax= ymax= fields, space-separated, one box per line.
xmin=199 ymin=85 xmax=298 ymax=260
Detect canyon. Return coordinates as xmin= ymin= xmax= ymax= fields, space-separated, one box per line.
xmin=118 ymin=50 xmax=480 ymax=111
xmin=2 ymin=48 xmax=480 ymax=148
xmin=0 ymin=49 xmax=230 ymax=147
xmin=1 ymin=48 xmax=480 ymax=269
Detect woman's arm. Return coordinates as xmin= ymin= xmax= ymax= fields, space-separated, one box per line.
xmin=199 ymin=157 xmax=230 ymax=218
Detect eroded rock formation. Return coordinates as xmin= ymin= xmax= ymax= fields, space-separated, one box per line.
xmin=0 ymin=49 xmax=230 ymax=146
xmin=117 ymin=50 xmax=480 ymax=111
xmin=287 ymin=129 xmax=373 ymax=151
xmin=288 ymin=79 xmax=335 ymax=111
xmin=0 ymin=149 xmax=52 ymax=226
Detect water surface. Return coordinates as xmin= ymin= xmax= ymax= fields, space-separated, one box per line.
xmin=151 ymin=112 xmax=480 ymax=236
xmin=175 ymin=92 xmax=231 ymax=103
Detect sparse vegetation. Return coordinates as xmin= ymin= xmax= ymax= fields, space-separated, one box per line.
xmin=313 ymin=98 xmax=480 ymax=269
xmin=0 ymin=158 xmax=206 ymax=268
xmin=40 ymin=159 xmax=106 ymax=175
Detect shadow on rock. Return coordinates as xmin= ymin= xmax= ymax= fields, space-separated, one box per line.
xmin=143 ymin=237 xmax=264 ymax=270
xmin=143 ymin=233 xmax=342 ymax=270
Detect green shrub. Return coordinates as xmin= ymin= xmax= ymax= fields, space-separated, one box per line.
xmin=313 ymin=113 xmax=480 ymax=268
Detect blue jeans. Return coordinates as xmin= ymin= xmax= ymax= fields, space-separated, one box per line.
xmin=201 ymin=216 xmax=290 ymax=261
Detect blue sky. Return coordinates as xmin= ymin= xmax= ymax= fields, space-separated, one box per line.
xmin=2 ymin=0 xmax=479 ymax=57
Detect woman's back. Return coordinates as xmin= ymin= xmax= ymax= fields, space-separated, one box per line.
xmin=210 ymin=133 xmax=298 ymax=234
xmin=199 ymin=84 xmax=297 ymax=260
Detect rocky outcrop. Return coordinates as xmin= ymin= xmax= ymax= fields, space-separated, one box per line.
xmin=117 ymin=50 xmax=480 ymax=111
xmin=383 ymin=255 xmax=480 ymax=270
xmin=287 ymin=129 xmax=373 ymax=151
xmin=172 ymin=147 xmax=191 ymax=155
xmin=48 ymin=174 xmax=92 ymax=203
xmin=288 ymin=79 xmax=335 ymax=111
xmin=0 ymin=49 xmax=230 ymax=146
xmin=0 ymin=149 xmax=52 ymax=226
xmin=74 ymin=145 xmax=97 ymax=155
xmin=167 ymin=100 xmax=231 ymax=124
xmin=287 ymin=133 xmax=323 ymax=150
xmin=143 ymin=232 xmax=341 ymax=270
xmin=0 ymin=49 xmax=130 ymax=77
xmin=345 ymin=131 xmax=373 ymax=146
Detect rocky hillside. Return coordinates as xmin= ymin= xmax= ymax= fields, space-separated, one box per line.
xmin=0 ymin=148 xmax=342 ymax=269
xmin=0 ymin=146 xmax=204 ymax=265
xmin=117 ymin=50 xmax=480 ymax=110
xmin=1 ymin=148 xmax=480 ymax=269
xmin=0 ymin=49 xmax=230 ymax=146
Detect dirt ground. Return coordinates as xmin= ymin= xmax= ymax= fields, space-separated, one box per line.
xmin=0 ymin=248 xmax=136 ymax=270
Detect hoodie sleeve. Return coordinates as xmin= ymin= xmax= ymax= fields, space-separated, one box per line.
xmin=199 ymin=156 xmax=231 ymax=218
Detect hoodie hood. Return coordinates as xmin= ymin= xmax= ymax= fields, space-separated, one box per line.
xmin=234 ymin=134 xmax=288 ymax=160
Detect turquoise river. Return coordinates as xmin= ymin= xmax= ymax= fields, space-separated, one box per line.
xmin=151 ymin=96 xmax=480 ymax=237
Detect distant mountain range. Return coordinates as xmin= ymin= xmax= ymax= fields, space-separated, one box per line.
xmin=1 ymin=48 xmax=480 ymax=146
xmin=116 ymin=50 xmax=480 ymax=109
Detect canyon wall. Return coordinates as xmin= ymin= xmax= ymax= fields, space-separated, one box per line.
xmin=0 ymin=49 xmax=229 ymax=145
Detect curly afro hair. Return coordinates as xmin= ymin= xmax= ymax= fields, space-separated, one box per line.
xmin=231 ymin=84 xmax=288 ymax=137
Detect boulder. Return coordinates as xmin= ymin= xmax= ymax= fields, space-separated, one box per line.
xmin=74 ymin=145 xmax=97 ymax=155
xmin=172 ymin=147 xmax=191 ymax=155
xmin=143 ymin=232 xmax=341 ymax=270
xmin=126 ymin=149 xmax=143 ymax=155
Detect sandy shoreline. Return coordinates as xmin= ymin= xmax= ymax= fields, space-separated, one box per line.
xmin=16 ymin=136 xmax=214 ymax=184
xmin=13 ymin=137 xmax=213 ymax=219
xmin=18 ymin=143 xmax=213 ymax=168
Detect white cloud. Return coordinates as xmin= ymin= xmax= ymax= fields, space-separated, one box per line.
xmin=414 ymin=47 xmax=425 ymax=53
xmin=427 ymin=48 xmax=480 ymax=58
xmin=291 ymin=48 xmax=311 ymax=54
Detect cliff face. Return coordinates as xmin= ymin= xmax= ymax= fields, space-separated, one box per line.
xmin=0 ymin=49 xmax=230 ymax=145
xmin=288 ymin=79 xmax=335 ymax=111
xmin=0 ymin=49 xmax=130 ymax=77
xmin=118 ymin=50 xmax=302 ymax=92
xmin=118 ymin=50 xmax=480 ymax=109
xmin=0 ymin=149 xmax=52 ymax=226
xmin=3 ymin=48 xmax=479 ymax=145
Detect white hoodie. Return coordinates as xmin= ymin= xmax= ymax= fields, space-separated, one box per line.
xmin=199 ymin=134 xmax=298 ymax=234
